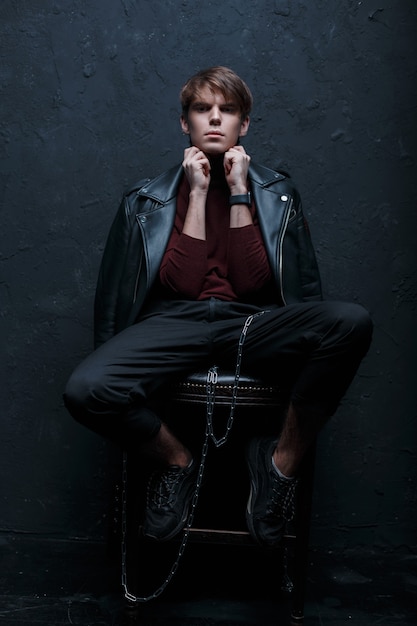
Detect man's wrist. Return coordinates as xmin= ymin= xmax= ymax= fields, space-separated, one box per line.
xmin=229 ymin=192 xmax=252 ymax=206
xmin=229 ymin=184 xmax=249 ymax=195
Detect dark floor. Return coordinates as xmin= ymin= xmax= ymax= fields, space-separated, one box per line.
xmin=0 ymin=533 xmax=416 ymax=625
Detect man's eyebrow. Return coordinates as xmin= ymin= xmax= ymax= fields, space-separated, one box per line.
xmin=191 ymin=100 xmax=237 ymax=107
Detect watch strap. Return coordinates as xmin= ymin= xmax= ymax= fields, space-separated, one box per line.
xmin=229 ymin=192 xmax=252 ymax=206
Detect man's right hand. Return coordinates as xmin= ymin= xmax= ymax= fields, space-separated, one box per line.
xmin=181 ymin=146 xmax=210 ymax=240
xmin=182 ymin=146 xmax=211 ymax=194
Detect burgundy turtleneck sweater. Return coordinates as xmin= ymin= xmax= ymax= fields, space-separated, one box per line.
xmin=159 ymin=159 xmax=272 ymax=302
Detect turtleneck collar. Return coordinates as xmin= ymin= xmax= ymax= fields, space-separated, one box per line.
xmin=208 ymin=154 xmax=228 ymax=189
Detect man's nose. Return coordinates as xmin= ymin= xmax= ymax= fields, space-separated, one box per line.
xmin=209 ymin=106 xmax=221 ymax=124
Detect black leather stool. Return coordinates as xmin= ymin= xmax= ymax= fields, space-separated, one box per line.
xmin=118 ymin=369 xmax=316 ymax=626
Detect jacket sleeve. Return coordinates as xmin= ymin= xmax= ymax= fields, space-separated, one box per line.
xmin=293 ymin=192 xmax=323 ymax=301
xmin=93 ymin=193 xmax=137 ymax=348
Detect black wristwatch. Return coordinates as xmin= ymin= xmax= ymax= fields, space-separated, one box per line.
xmin=229 ymin=192 xmax=252 ymax=206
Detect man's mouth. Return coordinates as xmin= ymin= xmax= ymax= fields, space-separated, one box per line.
xmin=205 ymin=131 xmax=224 ymax=136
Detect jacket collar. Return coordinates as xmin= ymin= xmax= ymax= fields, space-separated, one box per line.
xmin=137 ymin=164 xmax=183 ymax=205
xmin=249 ymin=161 xmax=286 ymax=187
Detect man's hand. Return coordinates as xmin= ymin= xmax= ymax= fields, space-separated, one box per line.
xmin=224 ymin=145 xmax=251 ymax=195
xmin=182 ymin=146 xmax=211 ymax=194
xmin=181 ymin=146 xmax=210 ymax=240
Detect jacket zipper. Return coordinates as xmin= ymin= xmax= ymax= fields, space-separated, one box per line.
xmin=133 ymin=215 xmax=146 ymax=303
xmin=277 ymin=196 xmax=293 ymax=306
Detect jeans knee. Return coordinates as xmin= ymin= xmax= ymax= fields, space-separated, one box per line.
xmin=348 ymin=302 xmax=372 ymax=339
xmin=63 ymin=368 xmax=96 ymax=418
xmin=334 ymin=301 xmax=373 ymax=351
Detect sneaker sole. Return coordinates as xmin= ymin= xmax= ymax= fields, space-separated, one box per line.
xmin=245 ymin=437 xmax=273 ymax=546
xmin=247 ymin=437 xmax=296 ymax=548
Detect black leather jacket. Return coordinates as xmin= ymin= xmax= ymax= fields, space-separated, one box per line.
xmin=94 ymin=161 xmax=322 ymax=348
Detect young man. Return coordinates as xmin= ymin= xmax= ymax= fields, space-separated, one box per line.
xmin=64 ymin=66 xmax=372 ymax=548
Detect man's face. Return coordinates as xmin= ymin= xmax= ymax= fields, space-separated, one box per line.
xmin=180 ymin=87 xmax=249 ymax=155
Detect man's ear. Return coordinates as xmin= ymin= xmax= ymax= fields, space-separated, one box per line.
xmin=239 ymin=116 xmax=250 ymax=138
xmin=180 ymin=115 xmax=190 ymax=134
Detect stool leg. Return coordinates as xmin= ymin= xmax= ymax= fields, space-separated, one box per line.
xmin=290 ymin=442 xmax=316 ymax=625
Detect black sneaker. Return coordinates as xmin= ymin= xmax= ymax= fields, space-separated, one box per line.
xmin=246 ymin=437 xmax=298 ymax=548
xmin=142 ymin=460 xmax=198 ymax=541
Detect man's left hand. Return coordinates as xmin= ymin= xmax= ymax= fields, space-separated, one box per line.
xmin=224 ymin=145 xmax=251 ymax=195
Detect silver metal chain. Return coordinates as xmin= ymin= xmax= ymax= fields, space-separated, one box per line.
xmin=206 ymin=311 xmax=266 ymax=448
xmin=121 ymin=310 xmax=267 ymax=604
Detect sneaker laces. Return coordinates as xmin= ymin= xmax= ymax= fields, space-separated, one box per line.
xmin=267 ymin=472 xmax=298 ymax=522
xmin=147 ymin=466 xmax=183 ymax=509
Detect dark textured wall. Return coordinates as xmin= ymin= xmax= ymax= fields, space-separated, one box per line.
xmin=1 ymin=1 xmax=416 ymax=552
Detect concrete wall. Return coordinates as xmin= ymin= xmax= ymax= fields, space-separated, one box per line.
xmin=1 ymin=0 xmax=416 ymax=552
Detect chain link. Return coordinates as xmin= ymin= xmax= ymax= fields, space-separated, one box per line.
xmin=121 ymin=309 xmax=267 ymax=603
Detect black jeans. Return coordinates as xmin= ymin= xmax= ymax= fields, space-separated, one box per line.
xmin=64 ymin=298 xmax=373 ymax=449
